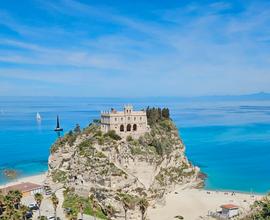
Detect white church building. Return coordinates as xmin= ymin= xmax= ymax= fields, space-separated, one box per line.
xmin=100 ymin=105 xmax=149 ymax=138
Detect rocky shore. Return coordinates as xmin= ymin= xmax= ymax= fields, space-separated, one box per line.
xmin=47 ymin=112 xmax=203 ymax=219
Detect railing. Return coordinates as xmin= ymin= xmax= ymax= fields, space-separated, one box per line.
xmin=208 ymin=211 xmax=229 ymax=220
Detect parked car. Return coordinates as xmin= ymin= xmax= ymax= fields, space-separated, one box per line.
xmin=45 ymin=190 xmax=52 ymax=195
xmin=25 ymin=211 xmax=33 ymax=219
xmin=64 ymin=207 xmax=72 ymax=214
xmin=28 ymin=203 xmax=38 ymax=210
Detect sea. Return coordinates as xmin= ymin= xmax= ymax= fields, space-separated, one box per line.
xmin=0 ymin=96 xmax=270 ymax=194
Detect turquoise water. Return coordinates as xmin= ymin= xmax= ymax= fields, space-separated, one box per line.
xmin=0 ymin=97 xmax=270 ymax=193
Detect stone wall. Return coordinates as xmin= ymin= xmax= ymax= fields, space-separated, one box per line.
xmin=100 ymin=105 xmax=149 ymax=137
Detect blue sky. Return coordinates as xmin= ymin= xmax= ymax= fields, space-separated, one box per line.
xmin=0 ymin=0 xmax=270 ymax=97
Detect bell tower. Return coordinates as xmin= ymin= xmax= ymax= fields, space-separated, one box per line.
xmin=124 ymin=104 xmax=133 ymax=114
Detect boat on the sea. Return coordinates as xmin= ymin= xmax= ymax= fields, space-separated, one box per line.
xmin=36 ymin=112 xmax=42 ymax=121
xmin=54 ymin=115 xmax=63 ymax=132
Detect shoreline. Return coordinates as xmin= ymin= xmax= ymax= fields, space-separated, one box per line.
xmin=0 ymin=171 xmax=266 ymax=195
xmin=0 ymin=172 xmax=47 ymax=188
xmin=203 ymin=188 xmax=266 ymax=196
xmin=0 ymin=172 xmax=264 ymax=220
xmin=148 ymin=184 xmax=263 ymax=220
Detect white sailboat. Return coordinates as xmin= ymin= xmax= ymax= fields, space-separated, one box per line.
xmin=36 ymin=112 xmax=42 ymax=121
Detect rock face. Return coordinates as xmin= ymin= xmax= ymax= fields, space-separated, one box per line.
xmin=47 ymin=116 xmax=202 ymax=219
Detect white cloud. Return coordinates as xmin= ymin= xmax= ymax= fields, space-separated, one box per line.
xmin=0 ymin=1 xmax=270 ymax=96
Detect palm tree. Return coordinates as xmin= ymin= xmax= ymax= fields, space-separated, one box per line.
xmin=89 ymin=194 xmax=97 ymax=220
xmin=121 ymin=196 xmax=131 ymax=220
xmin=77 ymin=199 xmax=84 ymax=220
xmin=20 ymin=205 xmax=29 ymax=220
xmin=0 ymin=190 xmax=29 ymax=220
xmin=10 ymin=190 xmax=22 ymax=209
xmin=105 ymin=204 xmax=116 ymax=220
xmin=69 ymin=212 xmax=78 ymax=220
xmin=50 ymin=193 xmax=59 ymax=218
xmin=0 ymin=190 xmax=4 ymax=215
xmin=34 ymin=193 xmax=43 ymax=218
xmin=138 ymin=197 xmax=149 ymax=220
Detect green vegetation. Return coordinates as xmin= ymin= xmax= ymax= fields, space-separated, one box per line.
xmin=50 ymin=130 xmax=77 ymax=153
xmin=130 ymin=146 xmax=145 ymax=155
xmin=146 ymin=107 xmax=170 ymax=126
xmin=110 ymin=163 xmax=127 ymax=177
xmin=0 ymin=189 xmax=29 ymax=220
xmin=51 ymin=170 xmax=67 ymax=183
xmin=116 ymin=193 xmax=150 ymax=220
xmin=63 ymin=190 xmax=107 ymax=219
xmin=50 ymin=193 xmax=59 ymax=218
xmin=74 ymin=124 xmax=81 ymax=134
xmin=93 ymin=119 xmax=101 ymax=124
xmin=242 ymin=195 xmax=270 ymax=219
xmin=145 ymin=120 xmax=178 ymax=156
xmin=34 ymin=192 xmax=43 ymax=218
xmin=126 ymin=135 xmax=133 ymax=142
xmin=118 ymin=193 xmax=137 ymax=220
xmin=155 ymin=165 xmax=194 ymax=186
xmin=77 ymin=139 xmax=95 ymax=156
xmin=104 ymin=130 xmax=121 ymax=140
xmin=138 ymin=197 xmax=149 ymax=220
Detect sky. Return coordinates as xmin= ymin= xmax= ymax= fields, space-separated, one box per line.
xmin=0 ymin=0 xmax=270 ymax=97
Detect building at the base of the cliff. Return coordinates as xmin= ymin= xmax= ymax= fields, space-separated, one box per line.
xmin=100 ymin=105 xmax=149 ymax=137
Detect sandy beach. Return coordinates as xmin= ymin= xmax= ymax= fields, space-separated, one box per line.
xmin=148 ymin=184 xmax=263 ymax=220
xmin=0 ymin=172 xmax=47 ymax=188
xmin=0 ymin=173 xmax=264 ymax=220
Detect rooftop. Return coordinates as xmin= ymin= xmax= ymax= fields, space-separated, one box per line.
xmin=0 ymin=182 xmax=42 ymax=194
xmin=220 ymin=204 xmax=239 ymax=210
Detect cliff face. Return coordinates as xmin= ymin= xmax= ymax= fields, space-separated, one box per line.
xmin=48 ymin=117 xmax=202 ymax=219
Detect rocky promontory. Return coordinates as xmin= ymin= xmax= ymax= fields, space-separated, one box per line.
xmin=47 ymin=107 xmax=203 ymax=219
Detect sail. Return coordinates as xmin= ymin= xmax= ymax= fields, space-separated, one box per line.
xmin=56 ymin=115 xmax=60 ymax=128
xmin=36 ymin=112 xmax=42 ymax=121
xmin=54 ymin=115 xmax=63 ymax=131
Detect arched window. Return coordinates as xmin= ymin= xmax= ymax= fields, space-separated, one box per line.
xmin=120 ymin=124 xmax=124 ymax=132
xmin=127 ymin=124 xmax=131 ymax=131
xmin=133 ymin=124 xmax=137 ymax=131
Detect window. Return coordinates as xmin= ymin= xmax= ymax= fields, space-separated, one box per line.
xmin=120 ymin=125 xmax=124 ymax=132
xmin=127 ymin=124 xmax=131 ymax=131
xmin=128 ymin=117 xmax=130 ymax=120
xmin=115 ymin=118 xmax=117 ymax=121
xmin=133 ymin=124 xmax=137 ymax=131
xmin=134 ymin=117 xmax=136 ymax=121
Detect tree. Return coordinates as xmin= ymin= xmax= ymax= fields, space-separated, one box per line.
xmin=50 ymin=193 xmax=59 ymax=218
xmin=138 ymin=197 xmax=149 ymax=220
xmin=105 ymin=204 xmax=116 ymax=219
xmin=20 ymin=205 xmax=29 ymax=220
xmin=0 ymin=190 xmax=4 ymax=215
xmin=161 ymin=108 xmax=170 ymax=119
xmin=2 ymin=191 xmax=22 ymax=220
xmin=121 ymin=195 xmax=131 ymax=220
xmin=9 ymin=190 xmax=22 ymax=209
xmin=34 ymin=193 xmax=43 ymax=218
xmin=77 ymin=199 xmax=84 ymax=220
xmin=89 ymin=194 xmax=98 ymax=220
xmin=0 ymin=190 xmax=32 ymax=220
xmin=74 ymin=124 xmax=81 ymax=133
